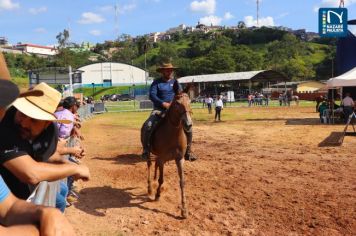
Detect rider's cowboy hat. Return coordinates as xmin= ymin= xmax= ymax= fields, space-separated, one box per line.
xmin=13 ymin=82 xmax=71 ymax=123
xmin=0 ymin=52 xmax=43 ymax=108
xmin=156 ymin=62 xmax=178 ymax=72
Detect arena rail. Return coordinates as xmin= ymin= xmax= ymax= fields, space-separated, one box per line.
xmin=27 ymin=136 xmax=82 ymax=208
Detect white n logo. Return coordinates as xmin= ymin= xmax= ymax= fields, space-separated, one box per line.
xmin=327 ymin=11 xmax=343 ymax=24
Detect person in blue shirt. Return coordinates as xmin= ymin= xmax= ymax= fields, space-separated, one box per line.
xmin=142 ymin=62 xmax=197 ymax=161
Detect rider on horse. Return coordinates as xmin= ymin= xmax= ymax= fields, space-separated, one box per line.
xmin=141 ymin=62 xmax=197 ymax=161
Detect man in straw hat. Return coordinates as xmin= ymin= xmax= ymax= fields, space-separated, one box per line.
xmin=141 ymin=62 xmax=197 ymax=161
xmin=0 ymin=52 xmax=75 ymax=235
xmin=0 ymin=82 xmax=90 ymax=201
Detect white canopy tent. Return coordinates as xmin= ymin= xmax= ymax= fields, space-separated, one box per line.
xmin=327 ymin=67 xmax=356 ymax=87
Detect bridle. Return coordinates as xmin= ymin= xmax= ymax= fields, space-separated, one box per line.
xmin=167 ymin=93 xmax=192 ymax=128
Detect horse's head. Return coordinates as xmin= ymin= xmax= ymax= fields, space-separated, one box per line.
xmin=168 ymin=82 xmax=193 ymax=129
xmin=169 ymin=93 xmax=193 ymax=129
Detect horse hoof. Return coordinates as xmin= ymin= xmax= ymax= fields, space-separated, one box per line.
xmin=181 ymin=209 xmax=188 ymax=219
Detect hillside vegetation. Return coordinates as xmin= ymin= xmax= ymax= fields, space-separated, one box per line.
xmin=5 ymin=27 xmax=336 ymax=89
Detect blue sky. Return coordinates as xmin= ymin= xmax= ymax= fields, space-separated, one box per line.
xmin=0 ymin=0 xmax=355 ymax=46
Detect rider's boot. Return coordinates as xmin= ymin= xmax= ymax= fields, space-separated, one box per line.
xmin=142 ymin=122 xmax=152 ymax=160
xmin=184 ymin=130 xmax=197 ymax=161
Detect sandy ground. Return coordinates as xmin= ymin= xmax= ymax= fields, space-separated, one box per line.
xmin=66 ymin=106 xmax=356 ymax=236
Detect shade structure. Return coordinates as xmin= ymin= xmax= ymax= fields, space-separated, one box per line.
xmin=327 ymin=67 xmax=356 ymax=87
xmin=178 ymin=70 xmax=288 ymax=84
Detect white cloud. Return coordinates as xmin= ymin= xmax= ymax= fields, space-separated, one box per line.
xmin=224 ymin=12 xmax=234 ymax=20
xmin=29 ymin=6 xmax=47 ymax=15
xmin=89 ymin=30 xmax=101 ymax=36
xmin=190 ymin=0 xmax=216 ymax=15
xmin=34 ymin=27 xmax=46 ymax=33
xmin=314 ymin=0 xmax=356 ymax=12
xmin=78 ymin=12 xmax=105 ymax=24
xmin=199 ymin=15 xmax=222 ymax=26
xmin=0 ymin=0 xmax=19 ymax=10
xmin=244 ymin=15 xmax=275 ymax=27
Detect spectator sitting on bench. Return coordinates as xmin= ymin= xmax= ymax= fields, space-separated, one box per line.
xmin=318 ymin=101 xmax=328 ymax=123
xmin=0 ymin=83 xmax=90 ymax=213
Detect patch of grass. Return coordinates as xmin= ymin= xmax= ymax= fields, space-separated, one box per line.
xmin=12 ymin=77 xmax=29 ymax=89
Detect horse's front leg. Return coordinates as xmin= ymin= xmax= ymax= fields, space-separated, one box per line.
xmin=176 ymin=157 xmax=187 ymax=218
xmin=147 ymin=159 xmax=152 ymax=195
xmin=155 ymin=160 xmax=164 ymax=201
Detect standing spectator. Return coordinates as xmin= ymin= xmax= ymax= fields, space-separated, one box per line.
xmin=278 ymin=93 xmax=283 ymax=106
xmin=315 ymin=95 xmax=324 ymax=112
xmin=286 ymin=90 xmax=292 ymax=107
xmin=264 ymin=94 xmax=270 ymax=106
xmin=222 ymin=94 xmax=227 ymax=107
xmin=55 ymin=97 xmax=78 ymax=139
xmin=206 ymin=95 xmax=213 ymax=114
xmin=55 ymin=96 xmax=84 ymax=208
xmin=342 ymin=93 xmax=355 ymax=123
xmin=248 ymin=94 xmax=253 ymax=107
xmin=215 ymin=95 xmax=223 ymax=121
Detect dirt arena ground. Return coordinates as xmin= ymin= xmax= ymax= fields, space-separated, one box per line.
xmin=66 ymin=106 xmax=356 ymax=235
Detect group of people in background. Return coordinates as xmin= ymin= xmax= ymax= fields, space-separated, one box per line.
xmin=203 ymin=95 xmax=224 ymax=121
xmin=277 ymin=91 xmax=299 ymax=106
xmin=317 ymin=93 xmax=355 ymax=124
xmin=248 ymin=93 xmax=270 ymax=107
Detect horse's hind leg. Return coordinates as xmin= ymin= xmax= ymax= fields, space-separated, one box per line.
xmin=155 ymin=160 xmax=164 ymax=201
xmin=176 ymin=157 xmax=187 ymax=219
xmin=147 ymin=159 xmax=152 ymax=195
xmin=154 ymin=160 xmax=158 ymax=180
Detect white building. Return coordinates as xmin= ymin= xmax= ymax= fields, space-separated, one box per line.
xmin=78 ymin=62 xmax=148 ymax=87
xmin=15 ymin=44 xmax=57 ymax=56
xmin=166 ymin=24 xmax=186 ymax=34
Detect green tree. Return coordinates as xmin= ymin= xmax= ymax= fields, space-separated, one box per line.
xmin=56 ymin=29 xmax=70 ymax=48
xmin=156 ymin=42 xmax=177 ymax=63
xmin=233 ymin=45 xmax=263 ymax=71
xmin=190 ymin=57 xmax=214 ymax=75
xmin=207 ymin=49 xmax=235 ymax=73
xmin=112 ymin=47 xmax=137 ymax=64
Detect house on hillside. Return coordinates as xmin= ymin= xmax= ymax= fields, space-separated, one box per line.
xmin=15 ymin=43 xmax=57 ymax=56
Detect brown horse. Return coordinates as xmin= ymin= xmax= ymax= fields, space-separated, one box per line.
xmin=142 ymin=87 xmax=192 ymax=219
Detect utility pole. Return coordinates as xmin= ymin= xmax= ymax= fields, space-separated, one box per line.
xmin=256 ymin=0 xmax=260 ymax=27
xmin=114 ymin=2 xmax=119 ymax=39
xmin=68 ymin=65 xmax=73 ymax=96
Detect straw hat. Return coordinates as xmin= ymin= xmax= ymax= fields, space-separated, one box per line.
xmin=13 ymin=82 xmax=71 ymax=123
xmin=0 ymin=52 xmax=44 ymax=108
xmin=156 ymin=62 xmax=178 ymax=72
